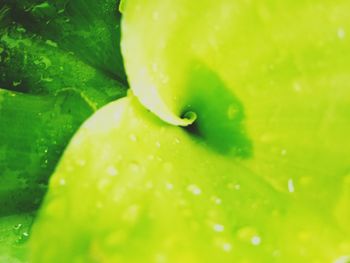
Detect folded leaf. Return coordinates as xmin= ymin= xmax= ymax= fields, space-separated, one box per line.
xmin=121 ymin=0 xmax=350 ymax=228
xmin=30 ymin=95 xmax=349 ymax=262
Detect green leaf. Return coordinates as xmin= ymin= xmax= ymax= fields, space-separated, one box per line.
xmin=0 ymin=14 xmax=126 ymax=106
xmin=29 ymin=95 xmax=349 ymax=262
xmin=121 ymin=0 xmax=350 ymax=225
xmin=0 ymin=212 xmax=35 ymax=263
xmin=0 ymin=88 xmax=95 ymax=215
xmin=0 ymin=1 xmax=127 ymax=216
xmin=5 ymin=0 xmax=126 ymax=82
xmin=121 ymin=0 xmax=350 ymax=153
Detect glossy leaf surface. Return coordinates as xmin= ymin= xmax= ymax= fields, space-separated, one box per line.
xmin=30 ymin=95 xmax=350 ymax=262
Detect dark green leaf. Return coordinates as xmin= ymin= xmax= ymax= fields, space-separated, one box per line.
xmin=0 ymin=89 xmax=95 ymax=215
xmin=5 ymin=0 xmax=126 ymax=82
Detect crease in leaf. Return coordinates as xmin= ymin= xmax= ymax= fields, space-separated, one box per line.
xmin=129 ymin=81 xmax=196 ymax=127
xmin=29 ymin=94 xmax=348 ymax=262
xmin=183 ymin=62 xmax=252 ymax=157
xmin=29 ymin=95 xmax=281 ymax=262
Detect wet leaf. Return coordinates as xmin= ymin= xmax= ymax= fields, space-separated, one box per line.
xmin=30 ymin=95 xmax=350 ymax=262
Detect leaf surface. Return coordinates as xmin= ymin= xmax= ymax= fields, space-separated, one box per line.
xmin=30 ymin=95 xmax=350 ymax=262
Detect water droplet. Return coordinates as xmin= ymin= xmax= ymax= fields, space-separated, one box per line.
xmin=281 ymin=149 xmax=287 ymax=156
xmin=334 ymin=256 xmax=350 ymax=263
xmin=13 ymin=224 xmax=22 ymax=231
xmin=12 ymin=80 xmax=22 ymax=87
xmin=152 ymin=11 xmax=160 ymax=21
xmin=338 ymin=27 xmax=346 ymax=40
xmin=293 ymin=82 xmax=302 ymax=93
xmin=174 ymin=138 xmax=181 ymax=144
xmin=222 ymin=242 xmax=232 ymax=252
xmin=165 ymin=182 xmax=174 ymax=190
xmin=211 ymin=196 xmax=222 ymax=205
xmin=106 ymin=165 xmax=118 ymax=176
xmin=33 ymin=2 xmax=50 ymax=11
xmin=227 ymin=104 xmax=238 ymax=120
xmin=213 ymin=224 xmax=225 ymax=232
xmin=45 ymin=39 xmax=58 ymax=47
xmin=288 ymin=178 xmax=295 ymax=193
xmin=17 ymin=231 xmax=30 ymax=244
xmin=59 ymin=178 xmax=66 ymax=186
xmin=187 ymin=184 xmax=202 ymax=195
xmin=155 ymin=141 xmax=161 ymax=148
xmin=41 ymin=159 xmax=49 ymax=168
xmin=227 ymin=183 xmax=241 ymax=190
xmin=237 ymin=226 xmax=260 ymax=243
xmin=129 ymin=134 xmax=137 ymax=142
xmin=251 ymin=235 xmax=261 ymax=246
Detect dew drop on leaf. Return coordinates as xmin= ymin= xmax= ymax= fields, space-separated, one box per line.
xmin=288 ymin=178 xmax=295 ymax=193
xmin=337 ymin=27 xmax=346 ymax=40
xmin=213 ymin=223 xmax=225 ymax=232
xmin=165 ymin=182 xmax=174 ymax=191
xmin=251 ymin=235 xmax=262 ymax=246
xmin=222 ymin=242 xmax=232 ymax=252
xmin=129 ymin=133 xmax=137 ymax=142
xmin=106 ymin=165 xmax=118 ymax=176
xmin=334 ymin=255 xmax=350 ymax=263
xmin=187 ymin=184 xmax=202 ymax=195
